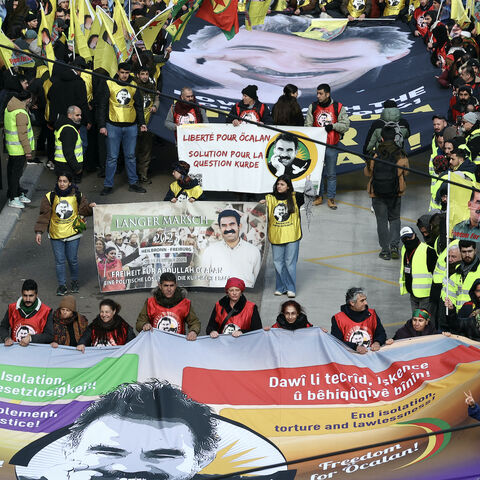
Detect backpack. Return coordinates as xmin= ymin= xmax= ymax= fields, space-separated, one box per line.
xmin=371 ymin=150 xmax=399 ymax=197
xmin=382 ymin=120 xmax=404 ymax=148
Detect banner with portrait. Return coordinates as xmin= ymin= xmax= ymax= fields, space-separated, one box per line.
xmin=447 ymin=172 xmax=480 ymax=242
xmin=1 ymin=331 xmax=480 ymax=479
xmin=177 ymin=124 xmax=326 ymax=193
xmin=151 ymin=17 xmax=451 ymax=175
xmin=94 ymin=201 xmax=266 ymax=291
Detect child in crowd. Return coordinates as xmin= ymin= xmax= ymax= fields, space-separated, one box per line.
xmin=164 ymin=161 xmax=204 ymax=202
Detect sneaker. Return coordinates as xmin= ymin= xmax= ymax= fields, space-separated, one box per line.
xmin=274 ymin=291 xmax=284 ymax=296
xmin=100 ymin=187 xmax=113 ymax=196
xmin=46 ymin=160 xmax=55 ymax=171
xmin=70 ymin=280 xmax=79 ymax=293
xmin=327 ymin=198 xmax=338 ymax=210
xmin=287 ymin=291 xmax=296 ymax=298
xmin=379 ymin=251 xmax=391 ymax=261
xmin=128 ymin=183 xmax=146 ymax=193
xmin=390 ymin=246 xmax=400 ymax=259
xmin=8 ymin=198 xmax=25 ymax=209
xmin=313 ymin=196 xmax=323 ymax=206
xmin=27 ymin=157 xmax=42 ymax=165
xmin=19 ymin=193 xmax=31 ymax=204
xmin=56 ymin=285 xmax=68 ymax=296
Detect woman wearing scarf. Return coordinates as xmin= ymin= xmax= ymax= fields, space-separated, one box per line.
xmin=50 ymin=295 xmax=88 ymax=347
xmin=207 ymin=277 xmax=262 ymax=337
xmin=269 ymin=300 xmax=313 ymax=330
xmin=77 ymin=299 xmax=135 ymax=352
xmin=34 ymin=172 xmax=96 ymax=296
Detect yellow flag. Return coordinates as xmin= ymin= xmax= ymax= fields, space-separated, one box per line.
xmin=45 ymin=0 xmax=57 ymax=30
xmin=451 ymin=0 xmax=470 ymax=27
xmin=39 ymin=4 xmax=56 ymax=75
xmin=245 ymin=0 xmax=270 ymax=30
xmin=74 ymin=0 xmax=92 ymax=59
xmin=94 ymin=8 xmax=118 ymax=77
xmin=0 ymin=27 xmax=35 ymax=69
xmin=166 ymin=9 xmax=194 ymax=42
xmin=118 ymin=4 xmax=136 ymax=57
xmin=139 ymin=7 xmax=172 ymax=50
xmin=466 ymin=0 xmax=474 ymax=16
xmin=293 ymin=18 xmax=348 ymax=41
xmin=112 ymin=0 xmax=128 ymax=60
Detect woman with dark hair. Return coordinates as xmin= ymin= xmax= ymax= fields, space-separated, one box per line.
xmin=50 ymin=295 xmax=89 ymax=347
xmin=76 ymin=299 xmax=135 ymax=351
xmin=164 ymin=161 xmax=204 ymax=202
xmin=270 ymin=300 xmax=312 ymax=330
xmin=34 ymin=172 xmax=96 ymax=296
xmin=263 ymin=175 xmax=304 ymax=298
xmin=272 ymin=84 xmax=304 ymax=126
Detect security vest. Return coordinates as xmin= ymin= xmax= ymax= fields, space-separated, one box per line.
xmin=46 ymin=191 xmax=80 ymax=240
xmin=432 ymin=240 xmax=459 ymax=300
xmin=146 ymin=297 xmax=191 ymax=334
xmin=399 ymin=243 xmax=434 ymax=297
xmin=467 ymin=127 xmax=480 ymax=163
xmin=311 ymin=101 xmax=342 ymax=145
xmin=214 ymin=300 xmax=255 ymax=333
xmin=347 ymin=0 xmax=366 ymax=17
xmin=80 ymin=71 xmax=93 ymax=104
xmin=8 ymin=301 xmax=51 ymax=342
xmin=450 ymin=263 xmax=480 ymax=310
xmin=334 ymin=309 xmax=378 ymax=348
xmin=266 ymin=193 xmax=302 ymax=245
xmin=383 ymin=0 xmax=405 ymax=16
xmin=4 ymin=108 xmax=34 ymax=156
xmin=107 ymin=80 xmax=137 ymax=124
xmin=235 ymin=102 xmax=265 ymax=122
xmin=54 ymin=124 xmax=83 ymax=165
xmin=170 ymin=181 xmax=203 ymax=200
xmin=173 ymin=106 xmax=201 ymax=126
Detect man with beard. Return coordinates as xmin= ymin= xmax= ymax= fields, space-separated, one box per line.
xmin=430 ymin=241 xmax=460 ymax=329
xmin=399 ymin=226 xmax=438 ymax=314
xmin=446 ymin=240 xmax=480 ymax=313
xmin=305 ymin=83 xmax=350 ymax=210
xmin=165 ymin=87 xmax=209 ymax=140
xmin=228 ymin=85 xmax=272 ymax=126
xmin=431 ymin=114 xmax=448 ymax=158
xmin=0 ymin=279 xmax=53 ymax=346
xmin=53 ymin=105 xmax=83 ymax=182
xmin=448 ymin=86 xmax=479 ymax=125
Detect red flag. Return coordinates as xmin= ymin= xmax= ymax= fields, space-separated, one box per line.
xmin=196 ymin=0 xmax=239 ymax=37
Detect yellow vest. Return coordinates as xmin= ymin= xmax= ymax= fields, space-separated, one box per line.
xmin=80 ymin=71 xmax=93 ymax=104
xmin=43 ymin=78 xmax=52 ymax=122
xmin=54 ymin=124 xmax=83 ymax=165
xmin=399 ymin=243 xmax=433 ymax=297
xmin=347 ymin=0 xmax=366 ymax=17
xmin=433 ymin=241 xmax=459 ymax=300
xmin=383 ymin=0 xmax=405 ymax=15
xmin=451 ymin=265 xmax=480 ymax=311
xmin=266 ymin=194 xmax=302 ymax=245
xmin=4 ymin=108 xmax=34 ymax=156
xmin=170 ymin=181 xmax=203 ymax=200
xmin=107 ymin=80 xmax=137 ymax=124
xmin=467 ymin=128 xmax=480 ymax=163
xmin=47 ymin=191 xmax=80 ymax=240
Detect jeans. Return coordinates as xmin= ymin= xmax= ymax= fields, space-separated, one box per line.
xmin=7 ymin=155 xmax=25 ymax=200
xmin=272 ymin=240 xmax=300 ymax=293
xmin=50 ymin=238 xmax=80 ymax=286
xmin=320 ymin=146 xmax=337 ymax=199
xmin=371 ymin=196 xmax=401 ymax=253
xmin=105 ymin=123 xmax=138 ymax=188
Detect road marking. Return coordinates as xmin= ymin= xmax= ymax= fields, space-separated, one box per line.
xmin=306 ymin=250 xmax=380 ymax=261
xmin=384 ymin=321 xmax=406 ymax=327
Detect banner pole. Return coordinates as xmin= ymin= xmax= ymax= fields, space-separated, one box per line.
xmin=445 ymin=170 xmax=451 ymax=316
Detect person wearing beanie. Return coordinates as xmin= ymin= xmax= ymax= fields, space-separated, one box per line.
xmin=135 ymin=272 xmax=200 ymax=340
xmin=164 ymin=161 xmax=204 ymax=202
xmin=4 ymin=80 xmax=34 ymax=209
xmin=25 ymin=11 xmax=38 ymax=30
xmin=363 ymin=99 xmax=411 ymax=155
xmin=51 ymin=296 xmax=89 ymax=347
xmin=207 ymin=277 xmax=262 ymax=337
xmin=305 ymin=83 xmax=350 ymax=210
xmin=165 ymin=87 xmax=208 ymax=140
xmin=228 ymin=84 xmax=272 ymax=126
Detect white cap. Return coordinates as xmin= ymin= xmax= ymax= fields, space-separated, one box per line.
xmin=400 ymin=226 xmax=415 ymax=238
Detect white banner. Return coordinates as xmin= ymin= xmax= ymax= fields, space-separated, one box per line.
xmin=177 ymin=124 xmax=326 ymax=193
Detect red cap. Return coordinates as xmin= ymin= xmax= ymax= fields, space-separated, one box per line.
xmin=225 ymin=277 xmax=245 ymax=292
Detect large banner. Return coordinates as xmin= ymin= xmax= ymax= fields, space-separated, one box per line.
xmin=177 ymin=124 xmax=326 ymax=193
xmin=151 ymin=17 xmax=451 ymax=175
xmin=94 ymin=201 xmax=266 ymax=291
xmin=2 ymin=331 xmax=480 ymax=479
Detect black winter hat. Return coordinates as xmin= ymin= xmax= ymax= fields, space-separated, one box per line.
xmin=242 ymin=84 xmax=258 ymax=100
